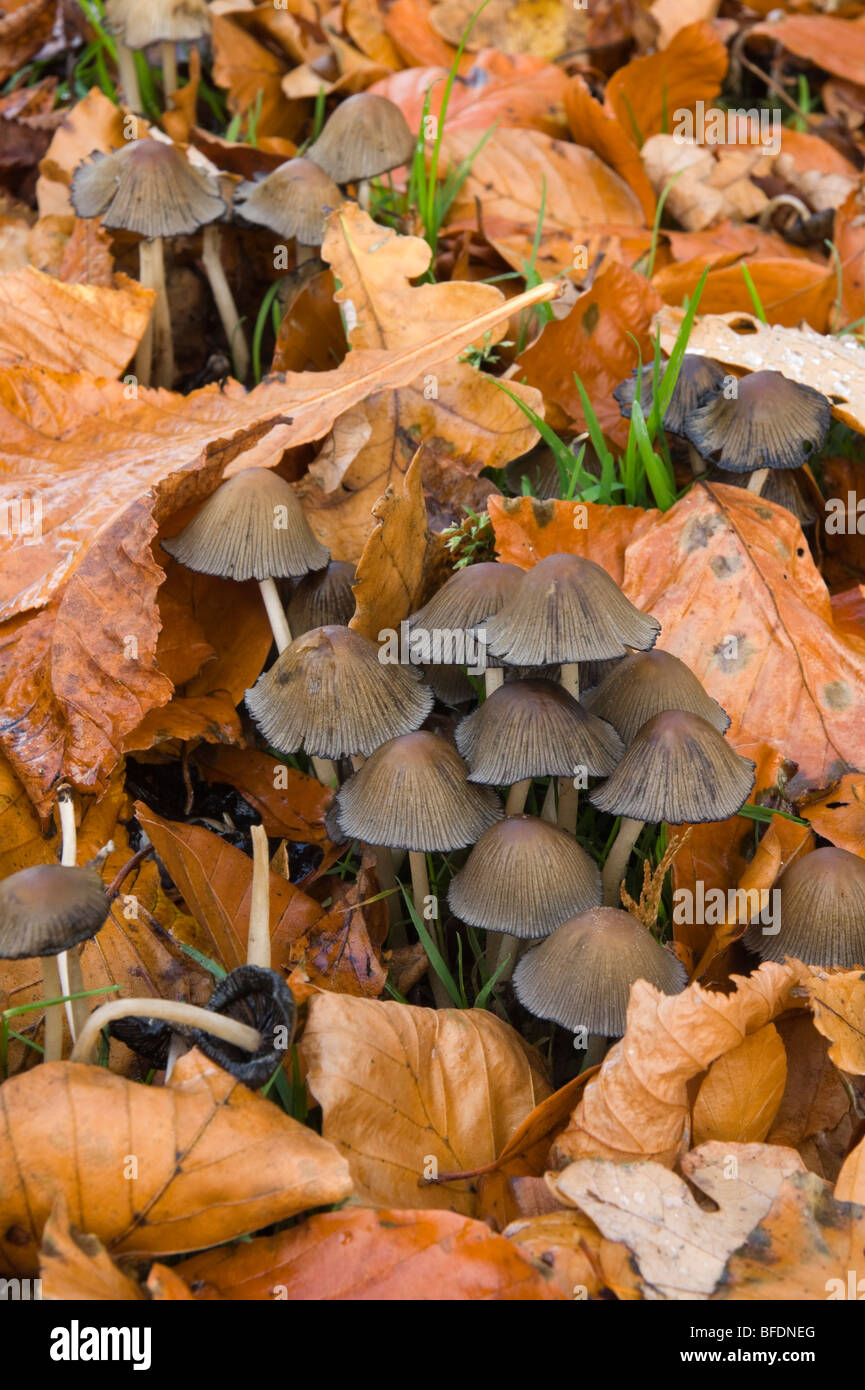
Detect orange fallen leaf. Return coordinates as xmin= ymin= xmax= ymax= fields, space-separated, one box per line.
xmin=806 ymin=969 xmax=865 ymax=1074
xmin=349 ymin=448 xmax=439 ymax=640
xmin=692 ymin=1023 xmax=787 ymax=1145
xmin=801 ymin=774 xmax=865 ymax=856
xmin=604 ymin=21 xmax=728 ymax=144
xmin=654 ymin=256 xmax=835 ymax=333
xmin=301 ymin=992 xmax=551 ymax=1214
xmin=0 ymin=1049 xmax=353 ymax=1276
xmin=196 ymin=746 xmax=333 ymax=845
xmin=489 ymin=494 xmax=660 ymax=581
xmin=176 ymin=1206 xmax=564 ymax=1300
xmin=768 ymin=1014 xmax=853 ymax=1184
xmin=748 ymin=14 xmax=865 ymax=88
xmin=430 ymin=0 xmax=586 ymax=60
xmin=564 ymin=75 xmax=656 ymax=223
xmin=40 ymin=1196 xmax=144 ymax=1301
xmin=0 ymin=266 xmax=152 ymax=375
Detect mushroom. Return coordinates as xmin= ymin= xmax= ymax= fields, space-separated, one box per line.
xmin=513 ymin=906 xmax=687 ymax=1038
xmin=486 ymin=553 xmax=660 ymax=828
xmin=448 ymin=814 xmax=601 ymax=975
xmin=191 ymin=964 xmax=296 ymax=1088
xmin=583 ymin=649 xmax=730 ymax=745
xmin=106 ymin=0 xmax=212 ymax=111
xmin=682 ymin=369 xmax=831 ymax=496
xmin=590 ymin=710 xmax=756 ymax=906
xmin=408 ymin=560 xmax=523 ymax=698
xmin=614 ymin=353 xmax=728 ymax=476
xmin=245 ymin=624 xmax=434 ymax=785
xmin=286 ymin=560 xmax=357 ymax=635
xmin=455 ymin=677 xmax=623 ymax=816
xmin=426 ymin=664 xmax=476 ymax=706
xmin=307 ymin=92 xmax=415 ymax=209
xmin=0 ymin=864 xmax=110 ymax=1062
xmin=161 ymin=466 xmax=329 ymax=655
xmin=235 ymin=157 xmax=344 ymax=265
xmin=336 ymin=731 xmax=502 ymax=1001
xmin=743 ymin=846 xmax=865 ymax=967
xmin=70 ymin=992 xmax=262 ymax=1067
xmin=70 ymin=138 xmax=225 ymax=388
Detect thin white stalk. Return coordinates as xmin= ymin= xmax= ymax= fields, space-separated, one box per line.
xmin=258 ymin=576 xmax=292 ymax=653
xmin=57 ymin=786 xmax=87 ymax=1041
xmin=135 ymin=238 xmax=174 ymax=390
xmin=505 ymin=779 xmax=531 ymax=816
xmin=602 ymin=815 xmax=645 ymax=907
xmin=484 ymin=668 xmax=504 ymax=697
xmin=747 ymin=468 xmax=769 ymax=495
xmin=540 ymin=779 xmax=557 ymax=823
xmin=116 ymin=42 xmax=143 ymax=114
xmin=311 ymin=755 xmax=339 ymax=787
xmin=687 ymin=443 xmax=706 ymax=479
xmin=70 ymin=998 xmax=261 ymax=1065
xmin=201 ymin=226 xmax=250 ymax=382
xmin=247 ymin=824 xmax=271 ymax=969
xmin=557 ymin=662 xmax=580 ymax=832
xmin=161 ymin=40 xmax=178 ymax=98
xmin=41 ymin=955 xmax=64 ymax=1063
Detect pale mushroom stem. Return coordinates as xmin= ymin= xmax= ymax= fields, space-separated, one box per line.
xmin=687 ymin=444 xmax=706 ymax=479
xmin=161 ymin=40 xmax=178 ymax=99
xmin=41 ymin=955 xmax=64 ymax=1063
xmin=557 ymin=662 xmax=580 ymax=833
xmin=135 ymin=237 xmax=174 ymax=390
xmin=602 ymin=815 xmax=645 ymax=906
xmin=747 ymin=469 xmax=769 ymax=495
xmin=409 ymin=850 xmax=449 ymax=1008
xmin=485 ymin=928 xmax=518 ymax=982
xmin=70 ymin=998 xmax=261 ymax=1066
xmin=246 ymin=824 xmax=271 ymax=969
xmin=258 ymin=577 xmax=293 ymax=653
xmin=372 ymin=844 xmax=404 ymax=938
xmin=296 ymin=243 xmax=316 ymax=265
xmin=201 ymin=225 xmax=250 ymax=382
xmin=505 ymin=779 xmax=532 ymax=816
xmin=58 ymin=786 xmax=89 ymax=1042
xmin=116 ymin=42 xmax=143 ymax=115
xmin=540 ymin=780 xmax=557 ymax=823
xmin=484 ymin=669 xmax=504 ymax=698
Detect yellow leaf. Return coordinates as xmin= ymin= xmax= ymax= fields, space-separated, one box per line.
xmin=692 ymin=1023 xmax=787 ymax=1145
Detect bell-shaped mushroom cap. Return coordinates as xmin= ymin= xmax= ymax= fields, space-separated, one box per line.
xmin=683 ymin=369 xmax=831 ymax=473
xmin=336 ymin=731 xmax=503 ymax=851
xmin=245 ymin=624 xmax=434 ymax=758
xmin=70 ymin=139 xmax=225 ymax=238
xmin=456 ymin=678 xmax=623 ymax=784
xmin=426 ymin=663 xmax=476 ymax=706
xmin=448 ymin=815 xmax=601 ymax=938
xmin=743 ymin=846 xmax=865 ymax=968
xmin=235 ymin=158 xmax=342 ymax=244
xmin=106 ymin=0 xmax=211 ymax=47
xmin=514 ymin=907 xmax=687 ymax=1035
xmin=109 ymin=1015 xmax=172 ymax=1069
xmin=286 ymin=560 xmax=356 ymax=634
xmin=193 ymin=964 xmax=296 ymax=1089
xmin=162 ymin=467 xmax=329 ymax=581
xmin=485 ymin=553 xmax=660 ymax=666
xmin=0 ymin=865 xmax=109 ymax=959
xmin=408 ymin=561 xmax=523 ymax=634
xmin=583 ymin=649 xmax=730 ymax=745
xmin=590 ymin=710 xmax=755 ymax=824
xmin=307 ymin=93 xmax=415 ymax=183
xmin=614 ymin=354 xmax=726 ymax=436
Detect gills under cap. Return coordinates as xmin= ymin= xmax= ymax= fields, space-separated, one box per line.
xmin=286 ymin=560 xmax=356 ymax=634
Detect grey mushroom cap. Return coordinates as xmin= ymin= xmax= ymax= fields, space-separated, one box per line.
xmin=235 ymin=157 xmax=343 ymax=244
xmin=245 ymin=624 xmax=434 ymax=758
xmin=455 ymin=678 xmax=623 ymax=783
xmin=743 ymin=846 xmax=865 ymax=968
xmin=336 ymin=731 xmax=503 ymax=852
xmin=307 ymin=93 xmax=415 ymax=183
xmin=0 ymin=864 xmax=109 ymax=959
xmin=106 ymin=0 xmax=212 ymax=47
xmin=162 ymin=467 xmax=329 ymax=581
xmin=448 ymin=815 xmax=601 ymax=938
xmin=589 ymin=710 xmax=756 ymax=824
xmin=285 ymin=560 xmax=357 ymax=635
xmin=513 ymin=906 xmax=688 ymax=1035
xmin=614 ymin=354 xmax=727 ymax=437
xmin=70 ymin=140 xmax=225 ymax=239
xmin=485 ymin=552 xmax=660 ymax=666
xmin=683 ymin=369 xmax=832 ymax=473
xmin=583 ymin=649 xmax=730 ymax=745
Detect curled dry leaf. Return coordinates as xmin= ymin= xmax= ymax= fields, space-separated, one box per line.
xmin=503 ymin=1209 xmax=608 ymax=1299
xmin=713 ymin=1171 xmax=865 ymax=1300
xmin=301 ymin=993 xmax=552 ymax=1214
xmin=768 ymin=1014 xmax=854 ymax=1185
xmin=806 ymin=969 xmax=865 ymax=1074
xmin=40 ymin=1196 xmax=144 ymax=1302
xmin=691 ymin=1023 xmax=787 ymax=1145
xmin=431 ymin=0 xmax=586 ymax=59
xmin=604 ymin=21 xmax=728 ymax=144
xmin=196 ymin=746 xmax=334 ymax=845
xmin=551 ymin=960 xmax=809 ymax=1167
xmin=548 ymin=1141 xmax=806 ymax=1300
xmin=748 ymin=14 xmax=865 ymax=88
xmin=176 ymin=1207 xmax=565 ymax=1300
xmin=0 ymin=1050 xmax=353 ymax=1277
xmin=801 ymin=773 xmax=865 ymax=855
xmin=298 ymin=204 xmax=541 ymax=558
